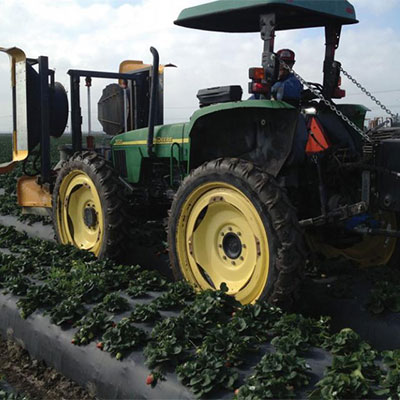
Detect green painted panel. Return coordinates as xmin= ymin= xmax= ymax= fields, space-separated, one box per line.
xmin=111 ymin=101 xmax=295 ymax=183
xmin=184 ymin=99 xmax=294 ymax=134
xmin=336 ymin=104 xmax=370 ymax=129
xmin=175 ymin=0 xmax=357 ymax=32
xmin=111 ymin=123 xmax=189 ymax=183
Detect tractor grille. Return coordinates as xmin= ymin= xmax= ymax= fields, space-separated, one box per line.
xmin=114 ymin=150 xmax=128 ymax=178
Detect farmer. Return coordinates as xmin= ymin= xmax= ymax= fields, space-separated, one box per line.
xmin=271 ymin=49 xmax=303 ymax=106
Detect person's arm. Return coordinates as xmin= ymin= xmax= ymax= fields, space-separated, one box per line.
xmin=281 ymin=76 xmax=303 ymax=100
xmin=271 ymin=81 xmax=284 ymax=101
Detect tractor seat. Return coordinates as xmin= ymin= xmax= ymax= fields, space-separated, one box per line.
xmin=197 ymin=85 xmax=243 ymax=107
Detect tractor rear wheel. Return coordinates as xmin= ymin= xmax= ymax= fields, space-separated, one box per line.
xmin=52 ymin=151 xmax=129 ymax=260
xmin=167 ymin=158 xmax=305 ymax=307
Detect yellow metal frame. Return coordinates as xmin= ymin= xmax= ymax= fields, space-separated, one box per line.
xmin=56 ymin=170 xmax=104 ymax=256
xmin=176 ymin=181 xmax=270 ymax=304
xmin=118 ymin=60 xmax=166 ymax=86
xmin=17 ymin=176 xmax=51 ymax=208
xmin=308 ymin=211 xmax=397 ymax=267
xmin=0 ymin=46 xmax=29 ymax=174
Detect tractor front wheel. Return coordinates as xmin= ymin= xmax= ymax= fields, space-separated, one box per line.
xmin=167 ymin=158 xmax=305 ymax=307
xmin=52 ymin=151 xmax=129 ymax=260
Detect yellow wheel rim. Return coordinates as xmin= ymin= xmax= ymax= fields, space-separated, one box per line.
xmin=57 ymin=170 xmax=104 ymax=256
xmin=176 ymin=182 xmax=269 ymax=304
xmin=308 ymin=211 xmax=397 ymax=267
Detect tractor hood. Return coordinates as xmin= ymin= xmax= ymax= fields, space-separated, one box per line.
xmin=175 ymin=0 xmax=358 ymax=32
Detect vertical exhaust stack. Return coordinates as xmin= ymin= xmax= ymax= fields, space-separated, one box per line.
xmin=147 ymin=47 xmax=160 ymax=157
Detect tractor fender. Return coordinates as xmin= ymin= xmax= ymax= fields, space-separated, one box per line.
xmin=185 ymin=99 xmax=300 ymax=177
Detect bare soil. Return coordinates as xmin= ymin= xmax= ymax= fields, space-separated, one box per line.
xmin=0 ymin=336 xmax=94 ymax=400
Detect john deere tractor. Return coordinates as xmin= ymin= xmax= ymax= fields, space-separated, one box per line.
xmin=1 ymin=0 xmax=400 ymax=307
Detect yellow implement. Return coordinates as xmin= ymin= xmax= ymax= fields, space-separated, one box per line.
xmin=0 ymin=47 xmax=29 ymax=173
xmin=17 ymin=176 xmax=52 ymax=208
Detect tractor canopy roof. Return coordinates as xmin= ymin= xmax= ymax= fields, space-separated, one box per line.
xmin=175 ymin=0 xmax=358 ymax=32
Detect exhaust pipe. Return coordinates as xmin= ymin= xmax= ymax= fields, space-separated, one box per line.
xmin=147 ymin=46 xmax=159 ymax=158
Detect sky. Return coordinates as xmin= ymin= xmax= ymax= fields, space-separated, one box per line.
xmin=0 ymin=0 xmax=399 ymax=134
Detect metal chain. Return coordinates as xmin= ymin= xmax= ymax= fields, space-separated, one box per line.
xmin=340 ymin=66 xmax=398 ymax=119
xmin=277 ymin=58 xmax=372 ymax=143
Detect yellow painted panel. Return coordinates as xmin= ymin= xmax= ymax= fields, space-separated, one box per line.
xmin=17 ymin=176 xmax=52 ymax=208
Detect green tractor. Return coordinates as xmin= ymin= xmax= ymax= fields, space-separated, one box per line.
xmin=2 ymin=0 xmax=400 ymax=307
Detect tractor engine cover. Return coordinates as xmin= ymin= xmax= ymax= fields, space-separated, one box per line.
xmin=377 ymin=139 xmax=400 ymax=211
xmin=98 ymin=84 xmax=127 ymax=136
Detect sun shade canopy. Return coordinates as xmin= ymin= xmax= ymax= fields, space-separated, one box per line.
xmin=175 ymin=0 xmax=358 ymax=32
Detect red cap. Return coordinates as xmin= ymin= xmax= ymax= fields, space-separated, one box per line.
xmin=277 ymin=49 xmax=295 ymax=63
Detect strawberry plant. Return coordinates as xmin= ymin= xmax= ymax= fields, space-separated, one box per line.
xmin=101 ymin=292 xmax=130 ymax=313
xmin=378 ymin=350 xmax=400 ymax=398
xmin=144 ymin=316 xmax=193 ymax=369
xmin=229 ymin=301 xmax=282 ymax=342
xmin=200 ymin=326 xmax=257 ymax=367
xmin=236 ymin=351 xmax=310 ymax=399
xmin=126 ymin=270 xmax=168 ymax=298
xmin=130 ymin=303 xmax=161 ymax=323
xmin=3 ymin=276 xmax=30 ymax=296
xmin=327 ymin=328 xmax=371 ymax=355
xmin=0 ymin=255 xmax=37 ymax=277
xmin=48 ymin=297 xmax=87 ymax=326
xmin=272 ymin=314 xmax=331 ymax=351
xmin=126 ymin=285 xmax=148 ymax=298
xmin=101 ymin=264 xmax=142 ymax=292
xmin=17 ymin=284 xmax=60 ymax=319
xmin=176 ymin=352 xmax=238 ymax=398
xmin=271 ymin=330 xmax=311 ymax=355
xmin=73 ymin=309 xmax=114 ymax=345
xmin=154 ymin=280 xmax=195 ymax=310
xmin=367 ymin=277 xmax=400 ymax=314
xmin=0 ymin=388 xmax=29 ymax=400
xmin=309 ymin=352 xmax=380 ymax=399
xmin=102 ymin=318 xmax=148 ymax=359
xmin=0 ymin=226 xmax=29 ymax=248
xmin=310 ymin=329 xmax=381 ymax=399
xmin=181 ymin=284 xmax=241 ymax=335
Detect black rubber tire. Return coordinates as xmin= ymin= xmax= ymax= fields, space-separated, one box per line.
xmin=52 ymin=151 xmax=130 ymax=261
xmin=386 ymin=213 xmax=400 ymax=269
xmin=167 ymin=158 xmax=306 ymax=308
